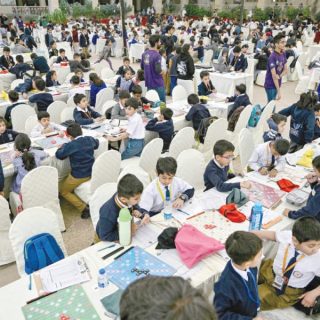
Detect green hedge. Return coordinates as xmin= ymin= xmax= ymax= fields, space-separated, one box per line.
xmin=185 ymin=4 xmax=212 ymax=17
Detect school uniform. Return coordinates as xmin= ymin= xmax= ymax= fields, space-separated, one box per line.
xmin=139 ymin=177 xmax=195 ymax=216
xmin=116 ymin=65 xmax=135 ymax=77
xmin=231 ymin=53 xmax=248 ymax=72
xmin=185 ymin=103 xmax=211 ymax=131
xmin=263 ymin=118 xmax=283 ymax=142
xmin=111 ymin=102 xmax=127 ymax=120
xmin=56 ymin=56 xmax=69 ymax=64
xmin=90 ymin=82 xmax=107 ymax=107
xmin=214 ymin=261 xmax=260 ymax=320
xmin=49 ymin=48 xmax=58 ymax=58
xmin=121 ymin=112 xmax=145 ymax=160
xmin=73 ymin=106 xmax=101 ymax=125
xmin=204 ymin=159 xmax=240 ymax=192
xmin=227 ymin=93 xmax=251 ymax=120
xmin=29 ymin=92 xmax=54 ymax=112
xmin=32 ymin=56 xmax=50 ymax=74
xmin=0 ymin=55 xmax=15 ymax=69
xmin=115 ymin=76 xmax=134 ymax=93
xmin=0 ymin=129 xmax=19 ymax=145
xmin=55 ymin=136 xmax=99 ymax=212
xmin=4 ymin=103 xmax=25 ymax=124
xmin=258 ymin=230 xmax=320 ymax=310
xmin=198 ymin=81 xmax=216 ymax=96
xmin=30 ymin=122 xmax=64 ymax=138
xmin=145 ymin=118 xmax=174 ymax=151
xmin=248 ymin=142 xmax=286 ymax=173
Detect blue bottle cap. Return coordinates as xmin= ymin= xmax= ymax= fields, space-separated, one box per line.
xmin=99 ymin=268 xmax=106 ymax=274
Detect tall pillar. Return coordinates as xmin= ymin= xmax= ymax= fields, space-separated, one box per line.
xmin=48 ymin=0 xmax=59 ymax=13
xmin=92 ymin=0 xmax=99 ymax=9
xmin=153 ymin=0 xmax=162 ymax=14
xmin=126 ymin=0 xmax=134 ymax=15
xmin=39 ymin=0 xmax=46 ymax=7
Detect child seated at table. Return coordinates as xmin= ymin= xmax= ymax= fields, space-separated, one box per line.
xmin=0 ymin=117 xmax=19 ymax=145
xmin=56 ymin=48 xmax=69 ymax=63
xmin=263 ymin=113 xmax=287 ymax=142
xmin=111 ymin=90 xmax=131 ymax=120
xmin=131 ymin=85 xmax=153 ymax=108
xmin=138 ymin=157 xmax=195 ymax=216
xmin=68 ymin=76 xmax=86 ymax=98
xmin=107 ymin=98 xmax=145 ymax=160
xmin=283 ymin=156 xmax=320 ymax=221
xmin=55 ymin=123 xmax=99 ymax=219
xmin=226 ymin=84 xmax=251 ymax=120
xmin=253 ymin=217 xmax=320 ymax=311
xmin=73 ymin=93 xmax=103 ymax=125
xmin=198 ymin=70 xmax=216 ymax=96
xmin=30 ymin=111 xmax=64 ymax=138
xmin=116 ymin=56 xmax=135 ymax=77
xmin=89 ymin=72 xmax=107 ymax=107
xmin=49 ymin=40 xmax=58 ymax=58
xmin=45 ymin=70 xmax=60 ymax=87
xmin=4 ymin=90 xmax=26 ymax=126
xmin=15 ymin=75 xmax=41 ymax=100
xmin=145 ymin=108 xmax=174 ymax=152
xmin=74 ymin=69 xmax=86 ymax=83
xmin=115 ymin=68 xmax=134 ymax=94
xmin=12 ymin=133 xmax=48 ymax=194
xmin=95 ymin=173 xmax=145 ymax=242
xmin=204 ymin=140 xmax=251 ymax=192
xmin=248 ymin=139 xmax=290 ymax=178
xmin=28 ymin=78 xmax=54 ymax=112
xmin=214 ymin=231 xmax=263 ymax=320
xmin=313 ymin=103 xmax=320 ymax=140
xmin=185 ymin=94 xmax=211 ymax=131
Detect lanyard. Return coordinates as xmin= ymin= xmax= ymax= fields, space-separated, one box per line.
xmin=241 ymin=270 xmax=260 ymax=307
xmin=282 ymin=245 xmax=305 ymax=275
xmin=156 ymin=180 xmax=172 ymax=202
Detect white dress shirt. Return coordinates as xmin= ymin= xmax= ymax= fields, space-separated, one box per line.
xmin=30 ymin=122 xmax=64 ymax=138
xmin=127 ymin=112 xmax=145 ymax=139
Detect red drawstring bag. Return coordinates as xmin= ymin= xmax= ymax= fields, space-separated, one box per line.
xmin=218 ymin=204 xmax=246 ymax=223
xmin=277 ymin=179 xmax=299 ymax=193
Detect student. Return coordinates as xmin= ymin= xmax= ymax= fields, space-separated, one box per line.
xmin=28 ymin=78 xmax=54 ymax=112
xmin=0 ymin=46 xmax=15 ymax=70
xmin=45 ymin=70 xmax=60 ymax=87
xmin=73 ymin=93 xmax=103 ymax=125
xmin=0 ymin=117 xmax=19 ymax=145
xmin=107 ymin=98 xmax=145 ymax=160
xmin=89 ymin=72 xmax=107 ymax=107
xmin=95 ymin=39 xmax=114 ymax=71
xmin=80 ymin=52 xmax=90 ymax=69
xmin=254 ymin=217 xmax=320 ymax=310
xmin=14 ymin=74 xmax=41 ymax=99
xmin=279 ymin=91 xmax=318 ymax=153
xmin=120 ymin=276 xmax=217 ymax=320
xmin=230 ymin=45 xmax=248 ymax=73
xmin=115 ymin=68 xmax=134 ymax=93
xmin=131 ymin=85 xmax=153 ymax=108
xmin=226 ymin=84 xmax=251 ymax=120
xmin=132 ymin=69 xmax=144 ymax=86
xmin=168 ymin=46 xmax=180 ymax=95
xmin=56 ymin=123 xmax=99 ymax=219
xmin=116 ymin=56 xmax=135 ymax=77
xmin=48 ymin=40 xmax=58 ymax=58
xmin=0 ymin=160 xmax=4 ymax=197
xmin=4 ymin=90 xmax=25 ymax=125
xmin=9 ymin=54 xmax=33 ymax=79
xmin=56 ymin=48 xmax=69 ymax=63
xmin=193 ymin=39 xmax=205 ymax=63
xmin=12 ymin=133 xmax=48 ymax=193
xmin=69 ymin=53 xmax=90 ymax=73
xmin=30 ymin=111 xmax=64 ymax=138
xmin=30 ymin=53 xmax=50 ymax=74
xmin=198 ymin=70 xmax=216 ymax=96
xmin=68 ymin=75 xmax=86 ymax=98
xmin=74 ymin=69 xmax=86 ymax=83
xmin=263 ymin=113 xmax=287 ymax=142
xmin=283 ymin=156 xmax=320 ymax=221
xmin=111 ymin=90 xmax=130 ymax=120
xmin=314 ymin=104 xmax=320 ymax=140
xmin=96 ymin=174 xmax=145 ymax=241
xmin=214 ymin=231 xmax=263 ymax=320
xmin=185 ymin=94 xmax=210 ymax=131
xmin=248 ymin=139 xmax=289 ymax=177
xmin=204 ymin=140 xmax=251 ymax=192
xmin=139 ymin=157 xmax=195 ymax=216
xmin=145 ymin=108 xmax=174 ymax=152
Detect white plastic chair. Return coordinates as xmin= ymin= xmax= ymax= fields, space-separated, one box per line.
xmin=101 ymin=100 xmax=117 ymax=116
xmin=145 ymin=89 xmax=160 ymax=102
xmin=202 ymin=49 xmax=213 ymax=66
xmin=239 ymin=128 xmax=255 ymax=174
xmin=47 ymin=101 xmax=68 ymax=123
xmin=24 ymin=115 xmax=39 ymax=136
xmin=11 ymin=104 xmax=36 ymax=133
xmin=177 ymin=79 xmax=195 ymax=95
xmin=282 ymin=115 xmax=291 ymax=141
xmin=0 ymin=196 xmax=15 ymax=265
xmin=95 ymin=88 xmax=115 ymax=113
xmin=75 ymin=150 xmax=121 ymax=204
xmin=89 ymin=182 xmax=118 ymax=230
xmin=118 ymin=165 xmax=151 ymax=189
xmin=139 ymin=81 xmax=147 ymax=96
xmin=101 ymin=67 xmax=115 ymax=79
xmin=176 ymin=149 xmax=206 ymax=191
xmin=67 ymin=96 xmax=77 ymax=108
xmin=172 ymin=85 xmax=187 ymax=103
xmin=255 ymin=70 xmax=266 ymax=87
xmin=92 ymin=61 xmax=109 ymax=77
xmin=64 ymin=72 xmax=75 ymax=85
xmin=48 ymin=56 xmax=57 ymax=66
xmin=9 ymin=166 xmax=66 ymax=232
xmin=9 ymin=207 xmax=67 ymax=276
xmin=294 ymin=64 xmax=310 ymax=95
xmin=168 ymin=127 xmax=195 ymax=159
xmin=10 ymin=79 xmax=24 ymax=90
xmin=60 ymin=107 xmax=75 ymax=122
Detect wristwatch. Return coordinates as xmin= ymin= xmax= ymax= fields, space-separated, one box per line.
xmin=179 ymin=194 xmax=188 ymax=202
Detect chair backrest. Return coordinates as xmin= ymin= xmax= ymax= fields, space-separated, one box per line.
xmin=92 ymin=61 xmax=109 ymax=76
xmin=11 ymin=79 xmax=24 ymax=90
xmin=145 ymin=89 xmax=160 ymax=102
xmin=139 ymin=138 xmax=163 ymax=179
xmin=60 ymin=107 xmax=75 ymax=122
xmin=172 ymin=85 xmax=187 ymax=103
xmin=256 ymin=100 xmax=276 ymax=132
xmin=233 ymin=105 xmax=253 ymax=135
xmin=11 ymin=104 xmax=36 ymax=133
xmin=239 ymin=128 xmax=255 ymax=173
xmin=139 ymin=81 xmax=147 ymax=96
xmin=91 ymin=150 xmax=121 ymax=193
xmin=282 ymin=115 xmax=291 ymax=140
xmin=169 ymin=127 xmax=195 ymax=159
xmin=101 ymin=100 xmax=117 ymax=116
xmin=64 ymin=72 xmax=75 ymax=85
xmin=67 ymin=96 xmax=77 ymax=108
xmin=47 ymin=101 xmax=68 ymax=123
xmin=118 ymin=165 xmax=151 ymax=189
xmin=24 ymin=115 xmax=38 ymax=136
xmin=203 ymin=49 xmax=213 ymax=65
xmin=101 ymin=67 xmax=115 ymax=79
xmin=95 ymin=88 xmax=114 ymax=113
xmin=48 ymin=56 xmax=57 ymax=66
xmin=89 ymin=183 xmax=117 ymax=230
xmin=9 ymin=207 xmax=66 ymax=276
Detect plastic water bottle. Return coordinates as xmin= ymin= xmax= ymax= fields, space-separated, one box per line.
xmin=249 ymin=202 xmax=263 ymax=231
xmin=163 ymin=200 xmax=173 ymax=220
xmin=118 ymin=208 xmax=132 ymax=246
xmin=97 ymin=268 xmax=109 ymax=288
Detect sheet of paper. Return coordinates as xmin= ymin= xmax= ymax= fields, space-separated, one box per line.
xmin=198 ymin=189 xmax=228 ymax=210
xmin=155 ymin=249 xmax=184 ymax=270
xmin=133 ymin=224 xmax=160 ymax=249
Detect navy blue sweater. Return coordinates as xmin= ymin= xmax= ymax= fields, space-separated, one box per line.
xmin=0 ymin=160 xmax=4 ymax=192
xmin=288 ymin=183 xmax=320 ymax=222
xmin=29 ymin=92 xmax=54 ymax=112
xmin=279 ymin=104 xmax=315 ymax=145
xmin=214 ymin=261 xmax=259 ymax=320
xmin=204 ymin=160 xmax=240 ymax=192
xmin=198 ymin=81 xmax=216 ymax=96
xmin=0 ymin=129 xmax=19 ymax=145
xmin=32 ymin=56 xmax=50 ymax=73
xmin=55 ymin=136 xmax=99 ymax=178
xmin=73 ymin=107 xmax=101 ymax=125
xmin=145 ymin=118 xmax=174 ymax=151
xmin=185 ymin=103 xmax=210 ymax=130
xmin=231 ymin=53 xmax=248 ymax=72
xmin=314 ymin=120 xmax=320 ymax=140
xmin=227 ymin=94 xmax=251 ymax=120
xmin=90 ymin=82 xmax=107 ymax=107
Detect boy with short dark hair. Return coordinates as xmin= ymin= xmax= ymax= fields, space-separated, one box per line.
xmin=138 ymin=157 xmax=195 ymax=216
xmin=214 ymin=231 xmax=263 ymax=320
xmin=263 ymin=113 xmax=287 ymax=142
xmin=30 ymin=111 xmax=64 ymax=138
xmin=4 ymin=90 xmax=25 ymax=125
xmin=111 ymin=90 xmax=131 ymax=120
xmin=56 ymin=48 xmax=69 ymax=63
xmin=254 ymin=217 xmax=320 ymax=310
xmin=198 ymin=70 xmax=216 ymax=96
xmin=204 ymin=140 xmax=251 ymax=192
xmin=69 ymin=53 xmax=90 ymax=73
xmin=55 ymin=123 xmax=99 ymax=219
xmin=116 ymin=56 xmax=135 ymax=77
xmin=230 ymin=45 xmax=248 ymax=72
xmin=96 ymin=173 xmax=145 ymax=241
xmin=248 ymin=139 xmax=290 ymax=178
xmin=145 ymin=108 xmax=174 ymax=152
xmin=30 ymin=53 xmax=50 ymax=74
xmin=131 ymin=85 xmax=153 ymax=107
xmin=28 ymin=78 xmax=54 ymax=112
xmin=226 ymin=84 xmax=251 ymax=120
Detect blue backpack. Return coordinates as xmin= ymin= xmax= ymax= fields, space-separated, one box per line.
xmin=248 ymin=104 xmax=263 ymax=128
xmin=24 ymin=233 xmax=64 ymax=274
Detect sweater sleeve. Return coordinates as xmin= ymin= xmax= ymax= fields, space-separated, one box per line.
xmin=89 ymin=107 xmax=101 ymax=119
xmin=55 ymin=142 xmax=74 ymax=160
xmin=185 ymin=106 xmax=196 ymax=121
xmin=111 ymin=104 xmax=127 ymax=120
xmin=96 ymin=206 xmax=119 ymax=241
xmin=145 ymin=118 xmax=159 ymax=131
xmin=279 ymin=105 xmax=294 ymax=117
xmin=304 ymin=113 xmax=316 ymax=143
xmin=73 ymin=109 xmax=94 ymax=125
xmin=205 ymin=166 xmax=241 ymax=192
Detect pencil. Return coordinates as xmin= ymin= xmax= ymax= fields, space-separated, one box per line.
xmin=186 ymin=211 xmax=205 ymax=220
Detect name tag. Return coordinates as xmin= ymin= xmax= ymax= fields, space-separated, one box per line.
xmin=272 ymin=274 xmax=285 ymax=291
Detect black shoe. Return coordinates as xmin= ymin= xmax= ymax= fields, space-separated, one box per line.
xmin=81 ymin=206 xmax=91 ymax=219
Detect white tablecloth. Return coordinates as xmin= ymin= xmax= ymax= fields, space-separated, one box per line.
xmin=0 ymin=73 xmax=16 ymax=91
xmin=308 ymin=44 xmax=320 ymax=62
xmin=51 ymin=64 xmax=71 ymax=84
xmin=129 ymin=43 xmax=145 ymax=60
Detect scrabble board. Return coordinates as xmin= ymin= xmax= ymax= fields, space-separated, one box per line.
xmin=35 ymin=136 xmax=69 ymax=149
